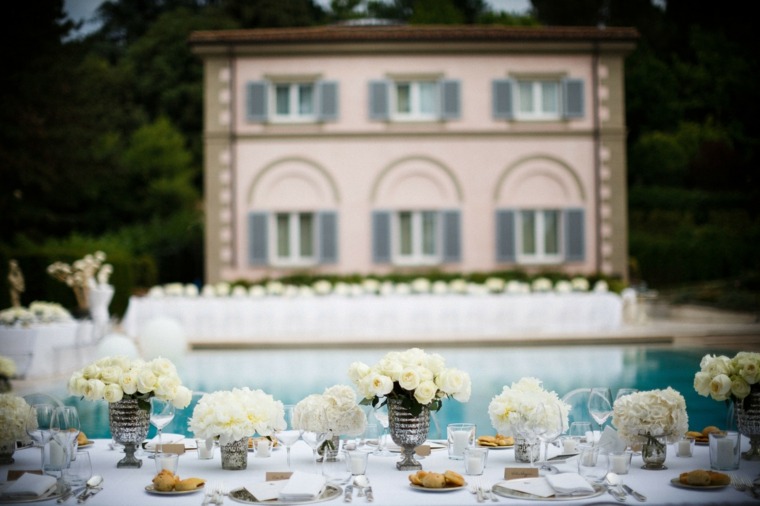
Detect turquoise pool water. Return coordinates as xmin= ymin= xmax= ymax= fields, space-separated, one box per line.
xmin=52 ymin=345 xmax=735 ymax=440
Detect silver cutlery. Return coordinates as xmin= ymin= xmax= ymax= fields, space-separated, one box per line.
xmin=354 ymin=475 xmax=373 ymax=502
xmin=622 ymin=483 xmax=646 ymax=502
xmin=76 ymin=475 xmax=103 ymax=503
xmin=343 ymin=483 xmax=353 ymax=502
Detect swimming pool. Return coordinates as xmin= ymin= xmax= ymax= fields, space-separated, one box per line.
xmin=50 ymin=344 xmax=736 ymax=441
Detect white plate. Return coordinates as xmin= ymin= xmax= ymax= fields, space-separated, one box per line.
xmin=0 ymin=489 xmax=63 ymax=503
xmin=409 ymin=483 xmax=467 ymax=493
xmin=493 ymin=482 xmax=605 ymax=501
xmin=476 ymin=443 xmax=513 ymax=450
xmin=77 ymin=440 xmax=95 ymax=449
xmin=228 ymin=484 xmax=341 ymax=504
xmin=145 ymin=484 xmax=205 ymax=495
xmin=669 ymin=478 xmax=729 ymax=490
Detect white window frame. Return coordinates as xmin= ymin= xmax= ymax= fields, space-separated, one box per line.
xmin=392 ymin=210 xmax=440 ymax=265
xmin=390 ymin=81 xmax=438 ymax=121
xmin=515 ymin=79 xmax=560 ymax=120
xmin=271 ymin=82 xmax=316 ymax=122
xmin=272 ymin=211 xmax=317 ymax=266
xmin=517 ymin=209 xmax=563 ymax=264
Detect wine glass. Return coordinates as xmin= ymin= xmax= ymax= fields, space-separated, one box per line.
xmin=615 ymin=388 xmax=638 ymax=402
xmin=587 ymin=387 xmax=613 ymax=438
xmin=25 ymin=404 xmax=54 ymax=471
xmin=372 ymin=403 xmax=393 ymax=457
xmin=275 ymin=405 xmax=302 ymax=469
xmin=537 ymin=403 xmax=566 ymax=475
xmin=514 ymin=412 xmax=544 ymax=468
xmin=51 ymin=406 xmax=80 ymax=470
xmin=301 ymin=431 xmax=329 ymax=472
xmin=149 ymin=397 xmax=175 ymax=457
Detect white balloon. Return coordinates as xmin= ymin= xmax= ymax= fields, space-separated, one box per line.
xmin=97 ymin=333 xmax=140 ymax=359
xmin=138 ymin=316 xmax=187 ymax=365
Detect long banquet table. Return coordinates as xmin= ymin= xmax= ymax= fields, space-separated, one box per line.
xmin=2 ymin=436 xmax=757 ymax=505
xmin=121 ymin=292 xmax=623 ymax=344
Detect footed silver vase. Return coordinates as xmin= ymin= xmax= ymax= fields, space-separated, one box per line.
xmin=388 ymin=397 xmax=429 ymax=471
xmin=736 ymin=389 xmax=760 ymax=460
xmin=109 ymin=398 xmax=150 ymax=468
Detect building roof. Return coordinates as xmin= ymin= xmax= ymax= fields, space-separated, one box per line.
xmin=188 ymin=24 xmax=639 ymax=47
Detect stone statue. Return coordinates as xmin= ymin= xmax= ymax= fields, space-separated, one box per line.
xmin=8 ymin=259 xmax=25 ymax=308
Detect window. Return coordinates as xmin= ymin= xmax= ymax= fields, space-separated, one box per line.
xmin=369 ymin=79 xmax=460 ymax=121
xmin=274 ymin=83 xmax=315 ymax=120
xmin=518 ymin=209 xmax=562 ymax=262
xmin=517 ymin=80 xmax=560 ymax=119
xmin=395 ymin=211 xmax=438 ymax=263
xmin=248 ymin=211 xmax=338 ymax=266
xmin=392 ymin=81 xmax=438 ymax=120
xmin=373 ymin=210 xmax=460 ymax=266
xmin=275 ymin=212 xmax=315 ymax=264
xmin=246 ymin=80 xmax=339 ymax=123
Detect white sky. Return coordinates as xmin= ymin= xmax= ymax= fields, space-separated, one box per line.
xmin=64 ymin=0 xmax=532 ymax=36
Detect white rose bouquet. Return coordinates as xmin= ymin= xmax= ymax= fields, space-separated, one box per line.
xmin=0 ymin=356 xmax=16 ymax=379
xmin=611 ymin=387 xmax=688 ymax=445
xmin=694 ymin=352 xmax=760 ymax=402
xmin=0 ymin=393 xmax=35 ymax=442
xmin=348 ymin=347 xmax=471 ymax=415
xmin=488 ymin=377 xmax=570 ymax=436
xmin=68 ymin=355 xmax=192 ymax=410
xmin=293 ymin=385 xmax=366 ymax=437
xmin=189 ymin=388 xmax=285 ymax=445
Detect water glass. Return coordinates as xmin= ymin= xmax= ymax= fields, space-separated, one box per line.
xmin=255 ymin=438 xmax=273 ymax=458
xmin=709 ymin=431 xmax=740 ymax=470
xmin=568 ymin=422 xmax=592 ymax=444
xmin=154 ymin=452 xmax=179 ymax=474
xmin=447 ymin=423 xmax=476 ymax=460
xmin=197 ymin=439 xmax=214 ymax=460
xmin=63 ymin=451 xmax=92 ymax=487
xmin=346 ymin=449 xmax=369 ymax=475
xmin=607 ymin=449 xmax=632 ymax=475
xmin=321 ymin=450 xmax=351 ymax=485
xmin=464 ymin=447 xmax=488 ymax=475
xmin=577 ymin=445 xmax=608 ymax=483
xmin=676 ymin=436 xmax=695 ymax=457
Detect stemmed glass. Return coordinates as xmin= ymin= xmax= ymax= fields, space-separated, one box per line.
xmin=614 ymin=388 xmax=638 ymax=402
xmin=302 ymin=431 xmax=329 ymax=471
xmin=587 ymin=387 xmax=613 ymax=439
xmin=51 ymin=406 xmax=80 ymax=471
xmin=372 ymin=403 xmax=393 ymax=457
xmin=537 ymin=403 xmax=566 ymax=475
xmin=25 ymin=404 xmax=54 ymax=472
xmin=275 ymin=405 xmax=302 ymax=469
xmin=514 ymin=408 xmax=546 ymax=468
xmin=149 ymin=397 xmax=175 ymax=457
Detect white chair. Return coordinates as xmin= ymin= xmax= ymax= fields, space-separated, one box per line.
xmin=22 ymin=392 xmax=63 ymax=408
xmin=561 ymin=388 xmax=593 ymax=425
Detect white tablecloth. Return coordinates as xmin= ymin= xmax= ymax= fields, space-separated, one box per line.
xmin=0 ymin=321 xmax=93 ymax=379
xmin=1 ymin=437 xmax=756 ymax=505
xmin=122 ymin=293 xmax=623 ymax=344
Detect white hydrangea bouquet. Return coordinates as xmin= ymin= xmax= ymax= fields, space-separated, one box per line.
xmin=694 ymin=352 xmax=760 ymax=402
xmin=348 ymin=347 xmax=471 ymax=415
xmin=190 ymin=387 xmax=286 ymax=446
xmin=488 ymin=377 xmax=570 ymax=436
xmin=68 ymin=355 xmax=192 ymax=410
xmin=293 ymin=384 xmax=367 ymax=437
xmin=611 ymin=387 xmax=688 ymax=446
xmin=0 ymin=302 xmax=72 ymax=327
xmin=0 ymin=393 xmax=35 ymax=442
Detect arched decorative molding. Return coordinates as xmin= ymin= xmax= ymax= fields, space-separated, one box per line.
xmin=493 ymin=154 xmax=586 ymax=203
xmin=247 ymin=156 xmax=341 ymax=207
xmin=370 ymin=155 xmax=464 ymax=205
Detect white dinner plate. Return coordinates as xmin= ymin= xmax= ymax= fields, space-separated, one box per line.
xmin=669 ymin=478 xmax=729 ymax=490
xmin=228 ymin=484 xmax=341 ymax=504
xmin=493 ymin=482 xmax=605 ymax=501
xmin=77 ymin=440 xmax=95 ymax=449
xmin=145 ymin=484 xmax=205 ymax=495
xmin=409 ymin=483 xmax=467 ymax=493
xmin=476 ymin=443 xmax=513 ymax=450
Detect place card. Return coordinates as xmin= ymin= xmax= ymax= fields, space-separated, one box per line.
xmin=415 ymin=445 xmax=431 ymax=456
xmin=504 ymin=467 xmax=539 ymax=480
xmin=156 ymin=444 xmax=185 ymax=455
xmin=265 ymin=472 xmax=293 ymax=481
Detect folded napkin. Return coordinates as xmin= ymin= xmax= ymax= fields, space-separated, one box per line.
xmin=145 ymin=433 xmax=184 ymax=450
xmin=245 ymin=481 xmax=287 ymax=501
xmin=278 ymin=471 xmax=326 ymax=501
xmin=545 ymin=473 xmax=596 ymax=495
xmin=1 ymin=472 xmax=58 ymax=498
xmin=497 ymin=478 xmax=555 ymax=498
xmin=597 ymin=426 xmax=627 ymax=452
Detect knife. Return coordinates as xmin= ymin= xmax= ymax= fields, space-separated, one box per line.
xmin=344 ymin=484 xmax=353 ymax=502
xmin=622 ymin=484 xmax=646 ymax=502
xmin=78 ymin=487 xmax=102 ymax=503
xmin=364 ymin=482 xmax=374 ymax=502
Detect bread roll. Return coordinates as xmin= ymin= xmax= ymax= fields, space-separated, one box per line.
xmin=421 ymin=472 xmax=446 ymax=489
xmin=152 ymin=470 xmax=177 ymax=492
xmin=444 ymin=470 xmax=465 ymax=486
xmin=175 ymin=478 xmax=205 ymax=491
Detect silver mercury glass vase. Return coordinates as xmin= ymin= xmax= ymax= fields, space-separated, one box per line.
xmin=387 ymin=397 xmax=430 ymax=471
xmin=640 ymin=433 xmax=668 ymax=470
xmin=736 ymin=388 xmax=760 ymax=460
xmin=220 ymin=437 xmax=249 ymax=470
xmin=109 ymin=397 xmax=150 ymax=468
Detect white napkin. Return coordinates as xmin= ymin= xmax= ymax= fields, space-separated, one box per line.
xmin=1 ymin=473 xmax=58 ymax=498
xmin=497 ymin=478 xmax=555 ymax=498
xmin=546 ymin=473 xmax=596 ymax=495
xmin=597 ymin=426 xmax=627 ymax=452
xmin=278 ymin=471 xmax=326 ymax=501
xmin=145 ymin=433 xmax=184 ymax=450
xmin=245 ymin=481 xmax=287 ymax=501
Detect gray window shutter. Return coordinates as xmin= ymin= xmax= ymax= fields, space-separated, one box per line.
xmin=562 ymin=78 xmax=584 ymax=118
xmin=248 ymin=211 xmax=268 ymax=265
xmin=564 ymin=208 xmax=585 ymax=261
xmin=246 ymin=81 xmax=268 ymax=122
xmin=372 ymin=211 xmax=391 ymax=263
xmin=492 ymin=79 xmax=514 ymax=119
xmin=318 ymin=211 xmax=338 ymax=264
xmin=496 ymin=209 xmax=516 ymax=262
xmin=317 ymin=81 xmax=339 ymax=121
xmin=440 ymin=79 xmax=460 ymax=120
xmin=441 ymin=210 xmax=461 ymax=263
xmin=369 ymin=80 xmax=390 ymax=120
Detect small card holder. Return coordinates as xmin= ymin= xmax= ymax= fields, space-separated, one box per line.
xmin=265 ymin=472 xmax=293 ymax=481
xmin=504 ymin=467 xmax=539 ymax=480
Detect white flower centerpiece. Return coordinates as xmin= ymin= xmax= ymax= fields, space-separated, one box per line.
xmin=612 ymin=387 xmax=688 ymax=468
xmin=694 ymin=352 xmax=760 ymax=459
xmin=0 ymin=356 xmax=16 ymax=393
xmin=487 ymin=377 xmax=570 ymax=462
xmin=293 ymin=384 xmax=366 ymax=451
xmin=190 ymin=387 xmax=285 ymax=470
xmin=0 ymin=393 xmax=34 ymax=443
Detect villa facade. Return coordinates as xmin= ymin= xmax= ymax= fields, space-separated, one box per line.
xmin=188 ymin=24 xmax=638 ymax=283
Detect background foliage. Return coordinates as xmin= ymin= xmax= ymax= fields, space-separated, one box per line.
xmin=1 ymin=0 xmax=757 ymax=314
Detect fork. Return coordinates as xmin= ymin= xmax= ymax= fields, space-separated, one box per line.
xmin=202 ymin=482 xmax=216 ymax=506
xmin=469 ymin=480 xmax=484 ymax=502
xmin=214 ymin=482 xmax=226 ymax=505
xmin=482 ymin=482 xmax=498 ymax=502
xmin=731 ymin=474 xmax=750 ymax=491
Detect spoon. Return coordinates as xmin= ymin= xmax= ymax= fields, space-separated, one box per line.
xmin=354 ymin=475 xmax=368 ymax=498
xmin=605 ymin=473 xmax=626 ymax=502
xmin=77 ymin=475 xmax=103 ymax=503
